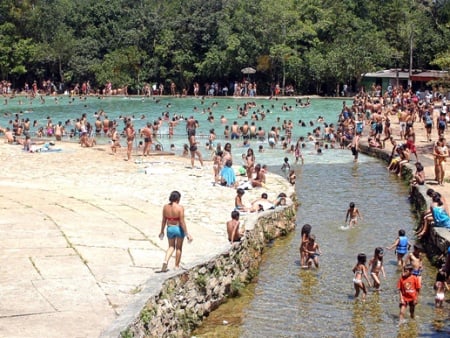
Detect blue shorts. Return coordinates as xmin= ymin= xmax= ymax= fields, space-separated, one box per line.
xmin=167 ymin=225 xmax=185 ymax=239
xmin=412 ymin=268 xmax=422 ymax=276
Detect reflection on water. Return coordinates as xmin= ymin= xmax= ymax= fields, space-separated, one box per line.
xmin=196 ymin=158 xmax=450 ymax=337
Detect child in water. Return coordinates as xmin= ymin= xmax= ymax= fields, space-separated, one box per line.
xmin=299 ymin=224 xmax=312 ymax=268
xmin=281 ymin=157 xmax=291 ymax=172
xmin=368 ymin=247 xmax=386 ymax=291
xmin=352 ymin=253 xmax=371 ymax=301
xmin=398 ymin=264 xmax=421 ymax=324
xmin=304 ymin=234 xmax=321 ymax=268
xmin=386 ymin=229 xmax=411 ymax=267
xmin=345 ymin=202 xmax=363 ymax=228
xmin=434 ymin=270 xmax=448 ymax=308
xmin=288 ymin=170 xmax=296 ymax=186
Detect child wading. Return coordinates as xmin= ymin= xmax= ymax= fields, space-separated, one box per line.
xmin=304 ymin=234 xmax=321 ymax=268
xmin=368 ymin=247 xmax=386 ymax=291
xmin=299 ymin=224 xmax=312 ymax=268
xmin=345 ymin=202 xmax=363 ymax=228
xmin=386 ymin=229 xmax=411 ymax=267
xmin=397 ymin=264 xmax=421 ymax=324
xmin=352 ymin=253 xmax=371 ymax=301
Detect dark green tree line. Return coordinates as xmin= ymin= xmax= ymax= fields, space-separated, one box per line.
xmin=0 ymin=0 xmax=449 ymax=95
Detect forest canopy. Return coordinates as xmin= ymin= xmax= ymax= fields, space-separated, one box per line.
xmin=1 ymin=0 xmax=450 ymax=95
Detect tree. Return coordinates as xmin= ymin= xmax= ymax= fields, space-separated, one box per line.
xmin=93 ymin=46 xmax=146 ymax=92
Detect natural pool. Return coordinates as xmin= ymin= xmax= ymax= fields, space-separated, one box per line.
xmin=2 ymin=95 xmax=446 ymax=336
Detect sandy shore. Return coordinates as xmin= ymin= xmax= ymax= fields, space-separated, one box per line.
xmin=0 ymin=141 xmax=294 ymax=337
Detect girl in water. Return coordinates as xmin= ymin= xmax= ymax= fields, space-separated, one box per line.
xmin=368 ymin=247 xmax=386 ymax=291
xmin=299 ymin=224 xmax=312 ymax=268
xmin=352 ymin=253 xmax=371 ymax=301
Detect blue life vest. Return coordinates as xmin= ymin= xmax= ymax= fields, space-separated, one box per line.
xmin=397 ymin=236 xmax=408 ymax=254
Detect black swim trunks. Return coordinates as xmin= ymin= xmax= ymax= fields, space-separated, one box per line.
xmin=187 ymin=128 xmax=196 ymax=137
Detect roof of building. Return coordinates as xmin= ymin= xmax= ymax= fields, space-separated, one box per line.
xmin=363 ymin=69 xmax=448 ymax=82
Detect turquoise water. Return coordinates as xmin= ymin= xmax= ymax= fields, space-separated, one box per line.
xmin=0 ymin=95 xmax=358 ymax=166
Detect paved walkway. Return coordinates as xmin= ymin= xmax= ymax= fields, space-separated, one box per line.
xmin=0 ymin=143 xmax=294 ymax=337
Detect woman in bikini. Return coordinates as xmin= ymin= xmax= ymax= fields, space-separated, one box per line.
xmin=110 ymin=127 xmax=121 ymax=154
xmin=352 ymin=253 xmax=371 ymax=300
xmin=368 ymin=247 xmax=386 ymax=291
xmin=124 ymin=120 xmax=135 ymax=161
xmin=159 ymin=191 xmax=193 ymax=272
xmin=245 ymin=148 xmax=255 ymax=179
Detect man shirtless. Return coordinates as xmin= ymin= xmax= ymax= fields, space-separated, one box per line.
xmin=140 ymin=122 xmax=153 ymax=156
xmin=251 ymin=164 xmax=266 ymax=188
xmin=231 ymin=121 xmax=240 ymax=140
xmin=371 ymin=110 xmax=384 ymax=141
xmin=186 ymin=116 xmax=197 ymax=137
xmin=227 ymin=210 xmax=244 ymax=243
xmin=398 ymin=109 xmax=409 ymax=140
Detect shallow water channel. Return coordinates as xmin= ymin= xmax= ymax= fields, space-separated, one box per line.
xmin=194 ymin=156 xmax=450 ymax=337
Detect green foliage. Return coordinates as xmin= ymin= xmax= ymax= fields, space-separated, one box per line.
xmin=230 ymin=278 xmax=244 ymax=297
xmin=140 ymin=306 xmax=156 ymax=326
xmin=195 ymin=274 xmax=207 ymax=291
xmin=120 ymin=328 xmax=134 ymax=338
xmin=0 ymin=0 xmax=448 ymax=94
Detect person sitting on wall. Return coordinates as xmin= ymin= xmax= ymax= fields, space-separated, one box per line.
xmin=417 ymin=194 xmax=450 ymax=239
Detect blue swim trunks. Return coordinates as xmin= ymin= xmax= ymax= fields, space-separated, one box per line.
xmin=412 ymin=268 xmax=422 ymax=276
xmin=167 ymin=225 xmax=185 ymax=239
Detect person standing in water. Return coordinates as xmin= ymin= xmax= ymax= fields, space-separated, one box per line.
xmin=386 ymin=229 xmax=411 ymax=267
xmin=159 ymin=191 xmax=193 ymax=272
xmin=368 ymin=247 xmax=386 ymax=291
xmin=345 ymin=202 xmax=363 ymax=228
xmin=299 ymin=224 xmax=312 ymax=268
xmin=304 ymin=234 xmax=321 ymax=268
xmin=352 ymin=253 xmax=371 ymax=301
xmin=397 ymin=264 xmax=421 ymax=324
xmin=348 ymin=131 xmax=361 ymax=162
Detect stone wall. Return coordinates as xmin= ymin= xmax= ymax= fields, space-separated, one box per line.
xmin=359 ymin=144 xmax=450 ymax=265
xmin=118 ymin=203 xmax=297 ymax=338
